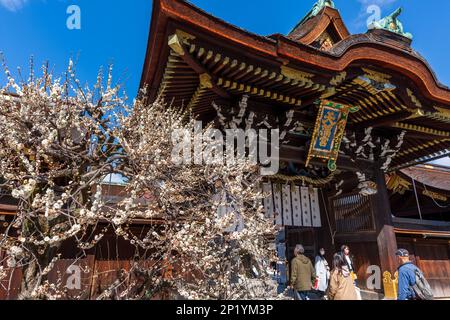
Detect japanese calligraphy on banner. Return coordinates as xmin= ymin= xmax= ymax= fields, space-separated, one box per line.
xmin=262 ymin=183 xmax=322 ymax=228
xmin=306 ymin=100 xmax=359 ymax=171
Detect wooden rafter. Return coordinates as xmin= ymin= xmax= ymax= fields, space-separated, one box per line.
xmin=216 ymin=78 xmax=302 ymax=106
xmin=186 ymin=43 xmax=327 ymax=103
xmin=396 ymin=140 xmax=450 ymax=159
xmin=168 ymin=33 xmax=230 ymax=100
xmin=392 ymin=122 xmax=450 ymax=139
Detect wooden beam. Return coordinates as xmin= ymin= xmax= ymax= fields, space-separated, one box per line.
xmin=278 ymin=145 xmax=374 ymax=172
xmin=0 ymin=204 xmax=17 ymax=212
xmin=334 ymin=232 xmax=378 ymax=243
xmin=353 ymin=111 xmax=412 ymax=129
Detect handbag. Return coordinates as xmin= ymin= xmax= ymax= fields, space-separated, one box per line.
xmin=313 ymin=277 xmax=319 ymax=290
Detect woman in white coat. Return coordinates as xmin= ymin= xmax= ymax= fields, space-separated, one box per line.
xmin=314 ymin=248 xmax=330 ymax=299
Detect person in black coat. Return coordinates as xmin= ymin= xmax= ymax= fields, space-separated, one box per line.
xmin=340 ymin=245 xmax=357 ymax=282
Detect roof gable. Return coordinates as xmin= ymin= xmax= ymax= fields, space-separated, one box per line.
xmin=287 ymin=5 xmax=350 ymax=48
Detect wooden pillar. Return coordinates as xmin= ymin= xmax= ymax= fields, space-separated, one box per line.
xmin=377 ymin=225 xmax=398 ymax=274
xmin=373 ymin=167 xmax=399 ymax=298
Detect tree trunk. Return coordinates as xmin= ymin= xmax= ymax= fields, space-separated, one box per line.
xmin=18 ymin=216 xmax=60 ymax=300
xmin=19 ymin=254 xmax=42 ymax=300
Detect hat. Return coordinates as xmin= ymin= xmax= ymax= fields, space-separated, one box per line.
xmin=395 ymin=249 xmax=409 ymax=257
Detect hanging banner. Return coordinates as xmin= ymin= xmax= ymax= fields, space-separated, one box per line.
xmin=263 ymin=183 xmax=322 ymax=228
xmin=300 ymin=186 xmax=312 ymax=227
xmin=310 ymin=188 xmax=322 ymax=227
xmin=273 ymin=185 xmax=283 ymax=226
xmin=282 ymin=184 xmax=293 ymax=226
xmin=262 ymin=183 xmax=274 ymax=220
xmin=291 ymin=185 xmax=303 ymax=227
xmin=306 ymin=100 xmax=359 ymax=171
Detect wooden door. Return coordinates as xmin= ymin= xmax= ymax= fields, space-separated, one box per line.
xmin=286 ymin=227 xmax=317 ymax=263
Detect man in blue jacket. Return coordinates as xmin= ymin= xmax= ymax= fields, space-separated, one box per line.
xmin=396 ymin=248 xmax=418 ymax=300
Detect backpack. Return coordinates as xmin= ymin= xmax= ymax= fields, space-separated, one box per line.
xmin=412 ymin=268 xmax=434 ymax=300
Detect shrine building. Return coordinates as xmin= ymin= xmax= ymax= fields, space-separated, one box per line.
xmin=139 ymin=0 xmax=450 ymax=298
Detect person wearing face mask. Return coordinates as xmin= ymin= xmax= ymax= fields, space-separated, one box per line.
xmin=314 ymin=247 xmax=330 ymax=299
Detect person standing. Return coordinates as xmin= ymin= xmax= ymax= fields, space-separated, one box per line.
xmin=314 ymin=247 xmax=330 ymax=298
xmin=327 ymin=253 xmax=358 ymax=300
xmin=290 ymin=244 xmax=316 ymax=300
xmin=396 ymin=248 xmax=434 ymax=300
xmin=340 ymin=244 xmax=361 ymax=299
xmin=340 ymin=245 xmax=356 ymax=280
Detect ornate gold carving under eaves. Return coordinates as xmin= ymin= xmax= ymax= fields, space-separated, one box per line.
xmin=423 ymin=190 xmax=448 ymax=202
xmin=168 ymin=30 xmax=196 ymax=56
xmin=386 ymin=174 xmax=411 ymax=195
xmin=330 ymin=72 xmax=347 ymax=86
xmin=280 ymin=66 xmax=314 ymax=82
xmin=199 ymin=73 xmax=213 ymax=89
xmin=407 ymin=88 xmax=423 ymax=108
xmin=362 ymin=68 xmax=392 ymax=84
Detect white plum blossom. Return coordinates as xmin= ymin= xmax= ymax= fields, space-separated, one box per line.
xmin=11 ymin=179 xmax=36 ymax=199
xmin=0 ymin=60 xmax=126 ymax=299
xmin=8 ymin=245 xmax=23 ymax=258
xmin=0 ymin=60 xmax=277 ymax=300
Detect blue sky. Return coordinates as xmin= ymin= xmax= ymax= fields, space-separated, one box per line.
xmin=0 ymin=0 xmax=448 ymax=166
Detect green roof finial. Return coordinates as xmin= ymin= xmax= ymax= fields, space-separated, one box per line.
xmin=368 ymin=7 xmax=413 ymax=40
xmin=290 ymin=0 xmax=335 ymax=34
xmin=310 ymin=0 xmax=335 ymax=17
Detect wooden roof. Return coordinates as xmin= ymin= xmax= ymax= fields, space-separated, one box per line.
xmin=140 ymin=0 xmax=450 ymax=169
xmin=401 ymin=165 xmax=450 ymax=192
xmin=287 ymin=6 xmax=350 ymax=46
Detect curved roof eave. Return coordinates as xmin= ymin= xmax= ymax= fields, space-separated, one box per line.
xmin=141 ymin=0 xmax=450 ymax=107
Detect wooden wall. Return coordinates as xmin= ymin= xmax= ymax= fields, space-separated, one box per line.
xmin=0 ymin=253 xmax=168 ymax=300
xmin=397 ymin=236 xmax=450 ymax=298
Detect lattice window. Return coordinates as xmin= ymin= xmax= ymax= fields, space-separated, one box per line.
xmin=331 ymin=192 xmax=376 ymax=233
